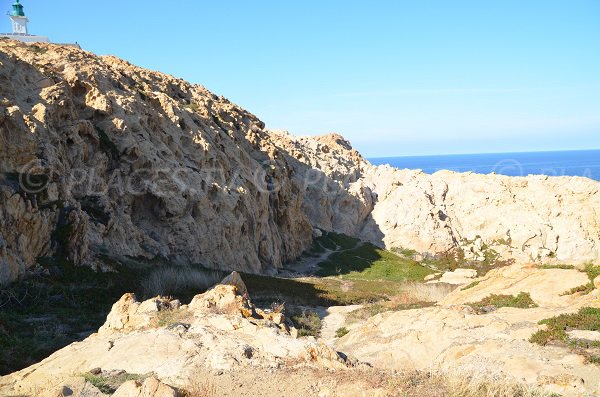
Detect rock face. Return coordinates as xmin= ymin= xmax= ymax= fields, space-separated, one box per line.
xmin=270 ymin=131 xmax=600 ymax=265
xmin=336 ymin=263 xmax=600 ymax=397
xmin=1 ymin=40 xmax=599 ymax=284
xmin=0 ymin=40 xmax=314 ymax=283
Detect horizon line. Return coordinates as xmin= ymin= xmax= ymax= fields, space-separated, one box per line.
xmin=367 ymin=147 xmax=600 ymax=159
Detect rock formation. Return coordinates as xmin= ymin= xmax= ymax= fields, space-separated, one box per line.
xmin=1 ymin=39 xmax=599 ymax=286
xmin=336 ymin=263 xmax=600 ymax=397
xmin=0 ymin=274 xmax=357 ymax=396
xmin=269 ymin=131 xmax=600 ymax=265
xmin=0 ymin=40 xmax=314 ymax=283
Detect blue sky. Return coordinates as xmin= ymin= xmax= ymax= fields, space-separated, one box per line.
xmin=3 ymin=1 xmax=600 ymax=157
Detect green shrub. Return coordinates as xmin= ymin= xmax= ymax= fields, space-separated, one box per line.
xmin=82 ymin=371 xmax=147 ymax=394
xmin=335 ymin=327 xmax=349 ymax=338
xmin=462 ymin=280 xmax=481 ymax=290
xmin=561 ymin=263 xmax=600 ymax=296
xmin=288 ymin=308 xmax=322 ymax=337
xmin=467 ymin=292 xmax=537 ymax=314
xmin=530 ymin=307 xmax=600 ymax=346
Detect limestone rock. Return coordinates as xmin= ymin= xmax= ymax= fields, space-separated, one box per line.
xmin=427 ymin=268 xmax=477 ymax=285
xmin=1 ymin=40 xmax=599 ymax=284
xmin=0 ymin=280 xmax=355 ymax=396
xmin=219 ymin=270 xmax=248 ymax=297
xmin=38 ymin=377 xmax=107 ymax=397
xmin=270 ymin=131 xmax=600 ymax=266
xmin=112 ymin=377 xmax=177 ymax=397
xmin=0 ymin=40 xmax=314 ymax=283
xmin=336 ymin=263 xmax=600 ymax=397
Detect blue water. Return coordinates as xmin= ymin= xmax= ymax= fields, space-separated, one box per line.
xmin=369 ymin=150 xmax=600 ymax=182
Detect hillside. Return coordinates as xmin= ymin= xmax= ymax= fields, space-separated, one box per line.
xmin=1 ymin=40 xmax=599 ymax=285
xmin=1 ymin=40 xmax=600 ymax=397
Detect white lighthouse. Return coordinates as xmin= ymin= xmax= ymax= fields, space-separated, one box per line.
xmin=1 ymin=0 xmax=49 ymax=43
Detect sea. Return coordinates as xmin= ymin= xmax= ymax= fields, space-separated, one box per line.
xmin=369 ymin=149 xmax=600 ymax=182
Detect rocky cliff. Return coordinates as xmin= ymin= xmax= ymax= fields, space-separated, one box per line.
xmin=270 ymin=131 xmax=600 ymax=265
xmin=1 ymin=40 xmax=599 ymax=284
xmin=0 ymin=40 xmax=314 ymax=283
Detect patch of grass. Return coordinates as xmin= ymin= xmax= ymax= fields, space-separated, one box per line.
xmin=347 ymin=301 xmax=433 ymax=323
xmin=335 ymin=327 xmax=349 ymax=338
xmin=182 ymin=376 xmax=217 ymax=397
xmin=315 ymin=242 xmax=432 ymax=282
xmin=185 ymin=102 xmax=203 ymax=113
xmin=466 ymin=292 xmax=537 ymax=314
xmin=561 ymin=263 xmax=600 ymax=296
xmin=27 ymin=45 xmax=47 ymax=55
xmin=0 ymin=255 xmax=219 ymax=375
xmin=140 ymin=267 xmax=223 ymax=301
xmin=325 ymin=232 xmax=360 ymax=250
xmin=537 ymin=264 xmax=575 ymax=270
xmin=462 ymin=280 xmax=481 ymax=290
xmin=242 ymin=272 xmax=400 ymax=307
xmin=562 ymin=284 xmax=593 ymax=296
xmin=392 ymin=247 xmax=418 ymax=258
xmin=529 ymin=307 xmax=600 ymax=346
xmin=154 ymin=308 xmax=190 ymax=328
xmin=301 ymin=231 xmax=360 ymax=258
xmin=288 ymin=308 xmax=322 ymax=337
xmin=422 ymin=245 xmax=514 ymax=276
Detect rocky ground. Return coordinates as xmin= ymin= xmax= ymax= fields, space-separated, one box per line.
xmin=1 ymin=264 xmax=599 ymax=397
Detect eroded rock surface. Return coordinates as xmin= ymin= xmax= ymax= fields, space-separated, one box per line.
xmin=0 ymin=274 xmax=353 ymax=396
xmin=1 ymin=41 xmax=600 ymax=284
xmin=0 ymin=40 xmax=314 ymax=283
xmin=336 ymin=263 xmax=600 ymax=397
xmin=269 ymin=130 xmax=600 ymax=265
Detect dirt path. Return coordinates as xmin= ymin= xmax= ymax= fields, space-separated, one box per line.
xmin=282 ymin=248 xmax=336 ymax=276
xmin=318 ymin=305 xmax=363 ymax=343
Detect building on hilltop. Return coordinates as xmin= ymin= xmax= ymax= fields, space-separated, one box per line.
xmin=1 ymin=0 xmax=49 ymax=43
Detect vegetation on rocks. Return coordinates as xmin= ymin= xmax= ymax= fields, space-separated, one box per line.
xmin=335 ymin=327 xmax=349 ymax=338
xmin=288 ymin=308 xmax=322 ymax=337
xmin=0 ymin=255 xmax=221 ymax=375
xmin=530 ymin=307 xmax=600 ymax=365
xmin=466 ymin=292 xmax=537 ymax=314
xmin=561 ymin=263 xmax=600 ymax=295
xmin=530 ymin=307 xmax=600 ymax=346
xmin=81 ymin=371 xmax=147 ymax=394
xmin=462 ymin=280 xmax=482 ymax=290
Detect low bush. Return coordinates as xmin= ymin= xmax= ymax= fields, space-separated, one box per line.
xmin=288 ymin=308 xmax=322 ymax=337
xmin=529 ymin=307 xmax=600 ymax=346
xmin=467 ymin=292 xmax=537 ymax=314
xmin=561 ymin=263 xmax=600 ymax=296
xmin=335 ymin=327 xmax=349 ymax=338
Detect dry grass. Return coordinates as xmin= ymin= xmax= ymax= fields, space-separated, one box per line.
xmin=347 ymin=282 xmax=455 ymax=323
xmin=399 ymin=282 xmax=457 ymax=303
xmin=182 ymin=376 xmax=217 ymax=397
xmin=390 ymin=370 xmax=550 ymax=397
xmin=141 ymin=267 xmax=223 ymax=299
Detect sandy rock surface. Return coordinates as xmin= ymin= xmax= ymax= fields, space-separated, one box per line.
xmin=336 ymin=263 xmax=600 ymax=397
